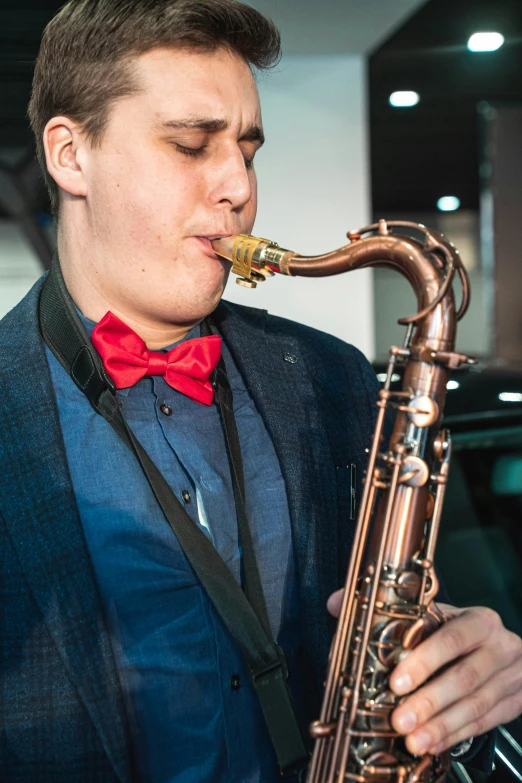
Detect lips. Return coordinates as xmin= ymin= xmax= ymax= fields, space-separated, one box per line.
xmin=192 ymin=235 xmax=232 ymax=259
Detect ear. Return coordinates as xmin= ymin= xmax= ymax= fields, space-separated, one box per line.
xmin=43 ymin=116 xmax=88 ymax=199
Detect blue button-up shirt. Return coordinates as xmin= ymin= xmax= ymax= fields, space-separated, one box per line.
xmin=45 ymin=312 xmax=303 ymax=782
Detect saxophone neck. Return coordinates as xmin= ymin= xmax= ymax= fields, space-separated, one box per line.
xmin=211 ymin=221 xmax=470 ymax=349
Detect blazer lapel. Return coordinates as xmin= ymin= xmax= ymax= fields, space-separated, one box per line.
xmin=213 ymin=300 xmax=340 ymax=680
xmin=0 ymin=279 xmax=132 ymax=783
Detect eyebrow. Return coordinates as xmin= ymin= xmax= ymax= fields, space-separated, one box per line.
xmin=156 ymin=117 xmax=265 ymax=146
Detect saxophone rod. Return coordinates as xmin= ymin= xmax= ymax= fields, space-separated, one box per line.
xmin=307 ymin=403 xmax=387 ymax=782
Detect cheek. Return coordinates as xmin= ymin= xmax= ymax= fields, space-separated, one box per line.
xmin=247 ymin=188 xmax=257 ymax=231
xmin=88 ymin=155 xmax=148 ymax=233
xmin=90 ymin=151 xmax=198 ymax=243
xmin=129 ymin=156 xmax=206 ymax=242
xmin=242 ymin=173 xmax=258 ymax=232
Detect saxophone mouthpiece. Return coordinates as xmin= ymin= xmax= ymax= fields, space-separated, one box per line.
xmin=211 ymin=234 xmax=294 ymax=287
xmin=210 ymin=235 xmax=236 ymax=261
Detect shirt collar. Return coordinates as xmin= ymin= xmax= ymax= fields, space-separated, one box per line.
xmin=75 ymin=305 xmax=201 ymax=396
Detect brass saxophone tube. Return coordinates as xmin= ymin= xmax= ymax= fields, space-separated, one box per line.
xmin=212 ymin=220 xmax=468 ymax=350
xmin=212 ymin=221 xmax=474 ymax=783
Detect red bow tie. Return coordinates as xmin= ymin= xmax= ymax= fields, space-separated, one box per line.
xmin=91 ymin=311 xmax=221 ymax=405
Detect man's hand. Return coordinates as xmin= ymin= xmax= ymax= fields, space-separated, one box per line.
xmin=327 ymin=591 xmax=522 ymax=755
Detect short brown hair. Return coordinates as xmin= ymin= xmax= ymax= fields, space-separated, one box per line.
xmin=28 ymin=0 xmax=281 ymax=215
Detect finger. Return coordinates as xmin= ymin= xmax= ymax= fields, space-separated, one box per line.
xmin=436 ymin=602 xmax=465 ymax=621
xmin=327 ymin=588 xmax=344 ymax=618
xmin=390 ymin=607 xmax=501 ymax=696
xmin=431 ymin=686 xmax=522 ymax=755
xmin=404 ymin=660 xmax=522 ymax=755
xmin=392 ymin=629 xmax=522 ymax=734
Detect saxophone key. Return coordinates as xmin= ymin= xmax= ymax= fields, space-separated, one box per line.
xmin=310 ymin=720 xmax=337 ymax=739
xmin=398 ymin=456 xmax=429 ymax=488
xmin=395 ymin=571 xmax=422 ymax=601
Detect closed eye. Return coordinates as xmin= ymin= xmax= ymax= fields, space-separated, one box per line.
xmin=173 ymin=143 xmax=207 ymax=158
xmin=173 ymin=142 xmax=255 ymax=170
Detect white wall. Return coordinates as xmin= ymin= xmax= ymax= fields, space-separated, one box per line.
xmin=0 ymin=220 xmax=43 ymax=320
xmin=245 ymin=0 xmax=428 ymax=57
xmin=224 ymin=55 xmax=375 ymax=358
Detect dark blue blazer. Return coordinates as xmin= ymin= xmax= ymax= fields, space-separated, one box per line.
xmin=0 ymin=277 xmax=378 ymax=782
xmin=0 ymin=277 xmax=491 ymax=781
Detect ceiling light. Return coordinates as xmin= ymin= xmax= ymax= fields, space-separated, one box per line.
xmin=437 ymin=196 xmax=461 ymax=212
xmin=376 ymin=373 xmax=401 ymax=383
xmin=446 ymin=380 xmax=460 ymax=390
xmin=467 ymin=32 xmax=504 ymax=52
xmin=389 ymin=91 xmax=419 ymax=108
xmin=498 ymin=392 xmax=522 ymax=402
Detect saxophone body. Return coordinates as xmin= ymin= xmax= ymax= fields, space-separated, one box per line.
xmin=212 ymin=221 xmax=475 ymax=783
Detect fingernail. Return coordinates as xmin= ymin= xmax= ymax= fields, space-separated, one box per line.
xmin=393 ymin=673 xmax=412 ymax=694
xmin=396 ymin=711 xmax=417 ymax=733
xmin=412 ymin=731 xmax=431 ymax=754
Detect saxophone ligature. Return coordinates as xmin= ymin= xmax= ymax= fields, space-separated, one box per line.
xmin=212 ymin=221 xmax=476 ymax=783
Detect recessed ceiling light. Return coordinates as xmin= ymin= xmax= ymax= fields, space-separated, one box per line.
xmin=437 ymin=196 xmax=461 ymax=212
xmin=498 ymin=392 xmax=522 ymax=402
xmin=446 ymin=380 xmax=460 ymax=390
xmin=389 ymin=91 xmax=419 ymax=108
xmin=467 ymin=32 xmax=504 ymax=52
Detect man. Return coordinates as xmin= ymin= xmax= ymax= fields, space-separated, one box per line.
xmin=0 ymin=0 xmax=520 ymax=781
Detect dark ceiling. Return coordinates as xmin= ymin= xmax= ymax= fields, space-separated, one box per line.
xmin=369 ymin=0 xmax=522 ymax=213
xmin=1 ymin=0 xmax=522 ymax=221
xmin=0 ymin=4 xmax=63 ymax=149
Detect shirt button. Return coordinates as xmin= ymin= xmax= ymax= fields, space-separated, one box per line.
xmin=159 ymin=403 xmax=172 ymax=416
xmin=230 ymin=674 xmax=242 ymax=691
xmin=181 ymin=489 xmax=191 ymax=504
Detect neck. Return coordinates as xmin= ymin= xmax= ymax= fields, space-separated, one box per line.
xmin=57 ymin=219 xmax=201 ymax=349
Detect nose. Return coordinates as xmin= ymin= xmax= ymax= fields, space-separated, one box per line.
xmin=207 ymin=146 xmax=253 ymax=211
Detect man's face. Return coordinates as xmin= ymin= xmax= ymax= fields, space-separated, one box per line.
xmin=78 ymin=47 xmax=262 ymax=326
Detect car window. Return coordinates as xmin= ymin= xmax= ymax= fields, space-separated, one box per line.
xmin=437 ymin=426 xmax=522 ymax=636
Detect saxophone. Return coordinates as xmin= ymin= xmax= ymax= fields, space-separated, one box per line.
xmin=212 ymin=221 xmax=475 ymax=783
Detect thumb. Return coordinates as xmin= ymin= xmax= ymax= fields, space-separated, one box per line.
xmin=327 ymin=588 xmax=344 ymax=618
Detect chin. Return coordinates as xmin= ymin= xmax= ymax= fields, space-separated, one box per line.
xmin=206 ymin=284 xmax=227 ymax=314
xmin=199 ymin=266 xmax=230 ymax=304
xmin=184 ymin=284 xmax=226 ymax=322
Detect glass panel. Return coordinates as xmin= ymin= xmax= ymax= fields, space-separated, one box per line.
xmin=437 ymin=427 xmax=522 ymax=636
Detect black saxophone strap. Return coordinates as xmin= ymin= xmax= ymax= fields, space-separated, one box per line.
xmin=38 ymin=261 xmax=309 ymax=777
